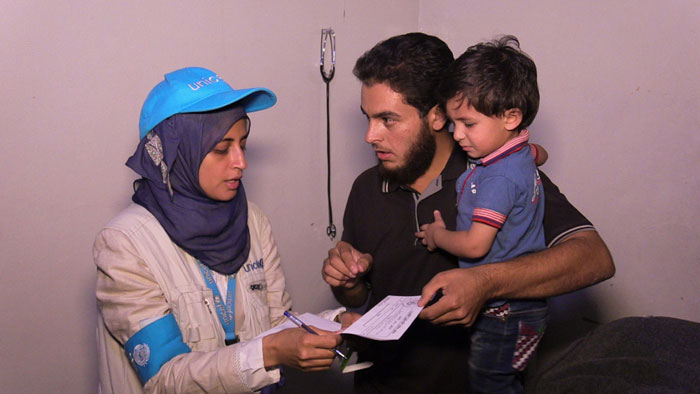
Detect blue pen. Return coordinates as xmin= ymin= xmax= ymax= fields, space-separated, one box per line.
xmin=283 ymin=311 xmax=348 ymax=360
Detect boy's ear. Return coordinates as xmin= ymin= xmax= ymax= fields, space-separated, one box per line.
xmin=427 ymin=105 xmax=447 ymax=131
xmin=503 ymin=108 xmax=523 ymax=131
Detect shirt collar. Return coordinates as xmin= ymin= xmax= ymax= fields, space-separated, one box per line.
xmin=477 ymin=129 xmax=530 ymax=166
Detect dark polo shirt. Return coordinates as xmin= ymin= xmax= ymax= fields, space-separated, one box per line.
xmin=341 ymin=146 xmax=593 ymax=393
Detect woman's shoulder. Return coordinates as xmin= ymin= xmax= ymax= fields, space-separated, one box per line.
xmin=246 ymin=199 xmax=261 ymax=221
xmin=96 ymin=203 xmax=165 ymax=244
xmin=247 ymin=200 xmax=262 ymax=214
xmin=246 ymin=200 xmax=272 ymax=222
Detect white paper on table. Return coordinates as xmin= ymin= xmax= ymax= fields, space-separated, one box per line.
xmin=340 ymin=295 xmax=422 ymax=340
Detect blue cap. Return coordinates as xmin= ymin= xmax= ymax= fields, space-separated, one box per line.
xmin=139 ymin=67 xmax=277 ymax=139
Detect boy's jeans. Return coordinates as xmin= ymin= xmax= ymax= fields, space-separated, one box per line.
xmin=468 ymin=300 xmax=548 ymax=394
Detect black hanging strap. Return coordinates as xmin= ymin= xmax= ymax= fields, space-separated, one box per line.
xmin=320 ymin=28 xmax=336 ymax=240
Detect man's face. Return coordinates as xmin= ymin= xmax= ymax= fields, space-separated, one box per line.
xmin=360 ymin=82 xmax=436 ymax=185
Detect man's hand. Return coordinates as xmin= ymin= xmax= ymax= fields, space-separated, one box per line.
xmin=417 ymin=267 xmax=491 ymax=326
xmin=415 ymin=210 xmax=446 ymax=251
xmin=322 ymin=241 xmax=372 ymax=289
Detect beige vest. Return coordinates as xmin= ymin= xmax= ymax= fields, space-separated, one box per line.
xmin=96 ymin=202 xmax=290 ymax=393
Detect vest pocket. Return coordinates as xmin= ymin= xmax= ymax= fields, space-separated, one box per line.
xmin=236 ymin=270 xmax=272 ymax=340
xmin=172 ymin=286 xmax=220 ymax=350
xmin=239 ymin=269 xmax=269 ymax=309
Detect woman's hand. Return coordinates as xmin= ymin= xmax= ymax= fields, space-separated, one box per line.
xmin=262 ymin=327 xmax=342 ymax=371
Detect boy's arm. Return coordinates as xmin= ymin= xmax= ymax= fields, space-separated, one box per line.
xmin=431 ymin=222 xmax=498 ymax=258
xmin=416 ymin=210 xmax=498 ymax=259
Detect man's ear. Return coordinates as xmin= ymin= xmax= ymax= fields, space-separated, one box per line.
xmin=503 ymin=108 xmax=523 ymax=131
xmin=427 ymin=105 xmax=447 ymax=131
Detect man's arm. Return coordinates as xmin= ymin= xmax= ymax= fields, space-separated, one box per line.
xmin=331 ymin=282 xmax=369 ymax=309
xmin=419 ymin=230 xmax=614 ymax=326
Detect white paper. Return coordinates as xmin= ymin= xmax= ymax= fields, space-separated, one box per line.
xmin=256 ymin=295 xmax=423 ymax=341
xmin=340 ymin=295 xmax=422 ymax=340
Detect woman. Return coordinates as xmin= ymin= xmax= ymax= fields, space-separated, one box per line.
xmin=94 ymin=67 xmax=344 ymax=393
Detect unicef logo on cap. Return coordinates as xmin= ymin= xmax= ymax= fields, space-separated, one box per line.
xmin=138 ymin=66 xmax=277 ymax=139
xmin=132 ymin=343 xmax=151 ymax=367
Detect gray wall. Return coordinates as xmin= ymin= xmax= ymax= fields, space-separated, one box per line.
xmin=1 ymin=0 xmax=697 ymax=392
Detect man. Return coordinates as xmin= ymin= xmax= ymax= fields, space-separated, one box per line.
xmin=322 ymin=33 xmax=614 ymax=393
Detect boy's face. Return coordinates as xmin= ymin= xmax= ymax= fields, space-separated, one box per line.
xmin=445 ymin=96 xmax=519 ymax=159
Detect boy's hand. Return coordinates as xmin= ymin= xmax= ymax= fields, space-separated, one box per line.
xmin=530 ymin=142 xmax=548 ymax=166
xmin=415 ymin=210 xmax=446 ymax=251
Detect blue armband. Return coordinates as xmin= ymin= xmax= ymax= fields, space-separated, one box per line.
xmin=124 ymin=314 xmax=191 ymax=384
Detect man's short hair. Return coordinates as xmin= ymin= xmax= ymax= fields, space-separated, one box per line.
xmin=353 ymin=32 xmax=454 ymax=117
xmin=439 ymin=35 xmax=539 ymax=130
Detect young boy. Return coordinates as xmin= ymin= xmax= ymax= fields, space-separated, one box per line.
xmin=416 ymin=35 xmax=547 ymax=393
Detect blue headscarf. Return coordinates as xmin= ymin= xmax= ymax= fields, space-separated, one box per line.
xmin=126 ymin=105 xmax=250 ymax=275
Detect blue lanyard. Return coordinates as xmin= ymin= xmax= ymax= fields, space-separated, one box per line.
xmin=197 ymin=261 xmax=237 ymax=343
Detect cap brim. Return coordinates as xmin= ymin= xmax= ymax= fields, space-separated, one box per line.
xmin=180 ymin=87 xmax=277 ymax=115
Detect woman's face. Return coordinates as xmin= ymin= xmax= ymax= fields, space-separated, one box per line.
xmin=198 ymin=118 xmax=249 ymax=201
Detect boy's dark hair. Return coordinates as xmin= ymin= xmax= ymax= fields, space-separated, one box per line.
xmin=353 ymin=32 xmax=454 ymax=117
xmin=439 ymin=35 xmax=539 ymax=130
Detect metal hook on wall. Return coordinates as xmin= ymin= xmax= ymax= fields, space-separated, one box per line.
xmin=320 ymin=28 xmax=336 ymax=240
xmin=320 ymin=28 xmax=336 ymax=82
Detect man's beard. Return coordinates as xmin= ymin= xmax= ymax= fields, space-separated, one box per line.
xmin=378 ymin=121 xmax=436 ymax=186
